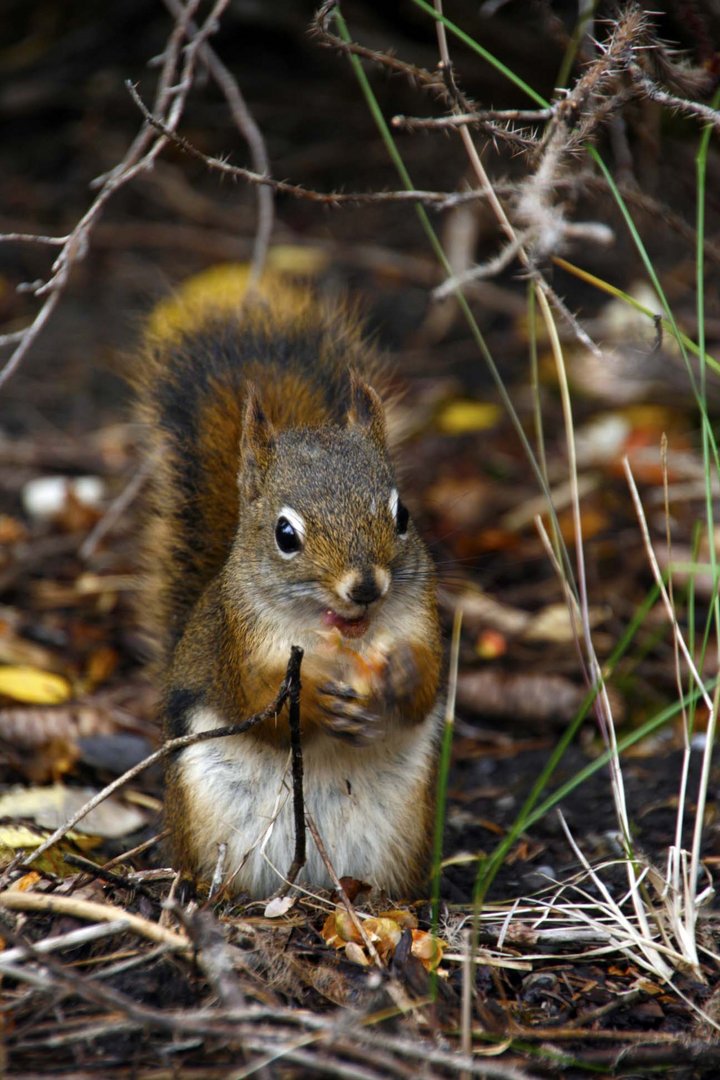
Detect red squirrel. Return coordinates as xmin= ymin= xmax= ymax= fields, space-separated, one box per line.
xmin=135 ymin=264 xmax=442 ymax=897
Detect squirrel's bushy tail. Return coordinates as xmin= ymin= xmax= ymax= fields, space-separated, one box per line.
xmin=134 ymin=262 xmax=381 ymax=662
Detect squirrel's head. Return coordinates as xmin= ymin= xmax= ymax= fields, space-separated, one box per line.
xmin=230 ymin=372 xmax=426 ymax=639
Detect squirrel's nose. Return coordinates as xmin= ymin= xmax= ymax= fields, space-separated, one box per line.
xmin=342 ymin=566 xmax=390 ymax=607
xmin=349 ymin=577 xmax=381 ymax=606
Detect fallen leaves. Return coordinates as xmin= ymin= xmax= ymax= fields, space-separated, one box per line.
xmin=0 ymin=665 xmax=72 ymax=705
xmin=321 ymin=906 xmax=446 ymax=972
xmin=0 ymin=782 xmax=147 ymax=838
xmin=435 ymin=399 xmax=501 ymax=435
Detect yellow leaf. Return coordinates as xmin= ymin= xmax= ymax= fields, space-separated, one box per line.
xmin=436 ymin=400 xmax=501 ymax=435
xmin=378 ymin=908 xmax=418 ymax=930
xmin=364 ymin=916 xmax=402 ymax=960
xmin=410 ymin=929 xmax=446 ymax=972
xmin=334 ymin=908 xmax=362 ymax=944
xmin=345 ymin=941 xmax=370 ymax=966
xmin=0 ymin=823 xmax=99 ymax=878
xmin=0 ymin=666 xmax=71 ymax=705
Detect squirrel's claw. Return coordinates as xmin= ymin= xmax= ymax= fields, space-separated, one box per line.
xmin=317 ymin=681 xmax=384 ymax=744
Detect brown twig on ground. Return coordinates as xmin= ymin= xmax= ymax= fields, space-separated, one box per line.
xmin=61 ymin=853 xmax=158 ymax=902
xmin=305 ymin=812 xmax=384 ymax=971
xmin=168 ymin=903 xmax=246 ymax=1008
xmin=0 ymin=891 xmax=189 ymax=951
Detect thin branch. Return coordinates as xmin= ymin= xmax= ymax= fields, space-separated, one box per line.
xmin=0 ymin=0 xmax=227 ymax=391
xmin=160 ymin=0 xmax=274 ymax=287
xmin=125 ymin=82 xmax=471 ymax=208
xmin=394 ymin=108 xmax=553 ymax=128
xmin=0 ymin=892 xmax=189 ymax=951
xmin=0 ymin=233 xmax=68 ymax=246
xmin=281 ymin=649 xmax=306 ymax=893
xmin=5 ymin=648 xmax=301 ymax=877
xmin=630 ymin=65 xmax=720 ymax=131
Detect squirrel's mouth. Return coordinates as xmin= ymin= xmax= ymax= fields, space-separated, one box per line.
xmin=322 ymin=609 xmax=370 ymax=639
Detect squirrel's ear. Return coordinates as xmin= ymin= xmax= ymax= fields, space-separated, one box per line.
xmin=239 ymin=383 xmax=275 ymax=499
xmin=346 ymin=370 xmax=387 ymax=449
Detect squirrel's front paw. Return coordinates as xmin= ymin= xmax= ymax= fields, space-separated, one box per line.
xmin=377 ymin=641 xmax=421 ymax=706
xmin=317 ymin=681 xmax=384 ymax=744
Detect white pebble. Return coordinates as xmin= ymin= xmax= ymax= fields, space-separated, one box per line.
xmin=22 ymin=475 xmax=105 ymax=521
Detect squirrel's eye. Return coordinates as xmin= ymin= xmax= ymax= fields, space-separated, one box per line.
xmin=395 ymin=499 xmax=409 ymax=537
xmin=275 ymin=515 xmax=302 ymax=556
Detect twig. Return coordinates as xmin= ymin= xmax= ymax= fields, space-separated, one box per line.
xmin=168 ymin=903 xmax=246 ymax=1009
xmin=281 ymin=646 xmax=306 ymax=893
xmin=0 ymin=919 xmax=132 ymax=968
xmin=5 ymin=649 xmax=300 ymax=877
xmin=0 ymin=0 xmax=227 ymax=391
xmin=393 ymin=108 xmax=552 ymax=128
xmin=160 ymin=0 xmax=274 ymax=288
xmin=304 ymin=813 xmax=384 ymax=971
xmin=101 ymin=828 xmax=169 ymax=871
xmin=313 ymin=2 xmax=443 ymax=96
xmin=629 ymin=65 xmax=720 ymax=131
xmin=392 ymin=112 xmax=539 ymax=150
xmin=0 ymin=232 xmax=68 ymax=246
xmin=125 ymin=83 xmax=471 ymax=209
xmin=61 ymin=853 xmax=157 ymax=902
xmin=0 ymin=892 xmax=189 ymax=951
xmin=80 ymin=458 xmax=152 ymax=560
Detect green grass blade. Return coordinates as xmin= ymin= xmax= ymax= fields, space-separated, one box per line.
xmin=410 ymin=0 xmax=549 ymax=107
xmin=474 ymin=580 xmax=661 ymax=902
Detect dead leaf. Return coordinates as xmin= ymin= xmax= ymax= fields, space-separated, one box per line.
xmin=323 ymin=905 xmax=443 ymax=971
xmin=410 ymin=929 xmax=446 ymax=972
xmin=345 ymin=941 xmax=370 ymax=966
xmin=0 ymin=666 xmax=72 ymax=705
xmin=264 ymin=895 xmax=296 ymax=918
xmin=378 ymin=909 xmax=418 ymax=930
xmin=0 ymin=783 xmax=147 ymax=838
xmin=364 ymin=916 xmax=402 ymax=961
xmin=436 ymin=400 xmax=501 ymax=434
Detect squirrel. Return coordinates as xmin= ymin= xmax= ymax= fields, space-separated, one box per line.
xmin=134 ymin=262 xmax=442 ymax=898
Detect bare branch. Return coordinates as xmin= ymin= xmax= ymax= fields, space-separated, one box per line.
xmin=125 ymin=82 xmax=478 ymax=208
xmin=160 ymin=0 xmax=274 ymax=287
xmin=629 ymin=65 xmax=720 ymax=131
xmin=0 ymin=0 xmax=228 ymax=391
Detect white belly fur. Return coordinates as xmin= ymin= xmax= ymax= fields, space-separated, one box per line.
xmin=179 ymin=705 xmax=440 ymax=897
